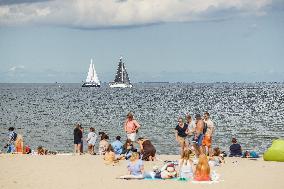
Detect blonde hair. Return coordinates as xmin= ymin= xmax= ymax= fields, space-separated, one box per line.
xmin=129 ymin=152 xmax=139 ymax=162
xmin=195 ymin=154 xmax=210 ymax=177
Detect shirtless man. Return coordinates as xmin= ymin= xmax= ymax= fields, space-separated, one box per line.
xmin=202 ymin=112 xmax=215 ymax=156
xmin=192 ymin=114 xmax=205 ymax=157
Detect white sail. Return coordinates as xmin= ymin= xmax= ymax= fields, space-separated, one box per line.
xmin=92 ymin=61 xmax=100 ymax=84
xmin=85 ymin=58 xmax=100 ymax=84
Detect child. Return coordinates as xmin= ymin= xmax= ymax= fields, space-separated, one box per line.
xmin=194 ymin=154 xmax=211 ymax=181
xmin=86 ymin=127 xmax=97 ymax=155
xmin=209 ymin=147 xmax=225 ymax=166
xmin=104 ymin=144 xmax=118 ymax=165
xmin=178 ymin=149 xmax=194 ymax=179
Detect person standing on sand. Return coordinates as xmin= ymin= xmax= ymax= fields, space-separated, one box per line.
xmin=175 ymin=117 xmax=189 ymax=155
xmin=73 ymin=124 xmax=82 ymax=155
xmin=202 ymin=112 xmax=215 ymax=156
xmin=124 ymin=112 xmax=141 ymax=142
xmin=6 ymin=127 xmax=17 ymax=153
xmin=193 ymin=114 xmax=205 ymax=157
xmin=86 ymin=127 xmax=97 ymax=155
xmin=79 ymin=125 xmax=84 ymax=153
xmin=186 ymin=114 xmax=195 ymax=148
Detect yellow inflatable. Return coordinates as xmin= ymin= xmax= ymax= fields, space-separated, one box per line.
xmin=263 ymin=139 xmax=284 ymax=162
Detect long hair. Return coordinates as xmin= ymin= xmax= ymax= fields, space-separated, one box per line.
xmin=123 ymin=139 xmax=132 ymax=149
xmin=180 ymin=149 xmax=192 ymax=165
xmin=195 ymin=154 xmax=210 ymax=177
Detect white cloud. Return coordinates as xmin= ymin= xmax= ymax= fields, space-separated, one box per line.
xmin=0 ymin=0 xmax=272 ymax=28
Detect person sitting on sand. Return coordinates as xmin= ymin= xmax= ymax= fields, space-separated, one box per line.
xmin=194 ymin=154 xmax=211 ymax=181
xmin=37 ymin=146 xmax=48 ymax=155
xmin=111 ymin=136 xmax=123 ymax=155
xmin=121 ymin=139 xmax=137 ymax=160
xmin=209 ymin=147 xmax=225 ymax=166
xmin=178 ymin=149 xmax=194 ymax=179
xmin=86 ymin=127 xmax=97 ymax=155
xmin=119 ymin=152 xmax=144 ymax=179
xmin=137 ymin=137 xmax=156 ymax=161
xmin=104 ymin=144 xmax=118 ymax=165
xmin=160 ymin=163 xmax=178 ymax=179
xmin=99 ymin=133 xmax=109 ymax=155
xmin=242 ymin=151 xmax=259 ymax=158
xmin=229 ymin=138 xmax=242 ymax=157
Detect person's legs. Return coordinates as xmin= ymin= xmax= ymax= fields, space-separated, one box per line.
xmin=74 ymin=144 xmax=78 ymax=154
xmin=77 ymin=143 xmax=81 ymax=154
xmin=177 ymin=136 xmax=185 ymax=155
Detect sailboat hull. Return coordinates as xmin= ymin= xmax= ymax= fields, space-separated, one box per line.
xmin=109 ymin=83 xmax=132 ymax=88
xmin=82 ymin=83 xmax=101 ymax=87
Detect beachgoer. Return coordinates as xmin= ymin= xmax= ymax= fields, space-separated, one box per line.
xmin=229 ymin=138 xmax=242 ymax=157
xmin=79 ymin=125 xmax=84 ymax=153
xmin=209 ymin=147 xmax=225 ymax=166
xmin=118 ymin=152 xmax=144 ymax=179
xmin=73 ymin=124 xmax=82 ymax=154
xmin=104 ymin=144 xmax=118 ymax=165
xmin=15 ymin=134 xmax=24 ymax=154
xmin=98 ymin=133 xmax=109 ymax=155
xmin=122 ymin=139 xmax=137 ymax=160
xmin=192 ymin=114 xmax=205 ymax=157
xmin=137 ymin=137 xmax=156 ymax=161
xmin=86 ymin=127 xmax=97 ymax=155
xmin=127 ymin=152 xmax=144 ymax=176
xmin=124 ymin=112 xmax=141 ymax=142
xmin=111 ymin=136 xmax=123 ymax=155
xmin=178 ymin=149 xmax=194 ymax=179
xmin=6 ymin=127 xmax=17 ymax=153
xmin=160 ymin=163 xmax=177 ymax=179
xmin=194 ymin=154 xmax=211 ymax=181
xmin=37 ymin=146 xmax=48 ymax=155
xmin=202 ymin=112 xmax=215 ymax=156
xmin=175 ymin=117 xmax=189 ymax=155
xmin=186 ymin=114 xmax=195 ymax=147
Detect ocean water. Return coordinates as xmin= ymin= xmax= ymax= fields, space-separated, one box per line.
xmin=0 ymin=83 xmax=284 ymax=154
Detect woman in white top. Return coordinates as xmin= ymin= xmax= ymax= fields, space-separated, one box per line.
xmin=178 ymin=149 xmax=194 ymax=179
xmin=98 ymin=133 xmax=109 ymax=155
xmin=86 ymin=127 xmax=97 ymax=155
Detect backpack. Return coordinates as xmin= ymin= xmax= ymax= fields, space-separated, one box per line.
xmin=203 ymin=122 xmax=207 ymax=134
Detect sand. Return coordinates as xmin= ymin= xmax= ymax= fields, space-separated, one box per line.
xmin=0 ymin=154 xmax=284 ymax=189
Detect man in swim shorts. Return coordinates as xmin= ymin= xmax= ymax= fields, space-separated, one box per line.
xmin=192 ymin=114 xmax=204 ymax=157
xmin=202 ymin=112 xmax=215 ymax=156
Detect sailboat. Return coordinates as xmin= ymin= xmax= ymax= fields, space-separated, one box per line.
xmin=82 ymin=58 xmax=101 ymax=87
xmin=109 ymin=57 xmax=132 ymax=88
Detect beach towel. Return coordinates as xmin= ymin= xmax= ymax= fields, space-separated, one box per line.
xmin=118 ymin=175 xmax=144 ymax=180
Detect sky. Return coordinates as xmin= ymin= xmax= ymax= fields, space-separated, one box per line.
xmin=0 ymin=0 xmax=283 ymax=83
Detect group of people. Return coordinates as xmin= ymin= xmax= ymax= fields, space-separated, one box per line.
xmin=175 ymin=112 xmax=215 ymax=158
xmin=3 ymin=127 xmax=31 ymax=154
xmin=73 ymin=112 xmax=157 ymax=163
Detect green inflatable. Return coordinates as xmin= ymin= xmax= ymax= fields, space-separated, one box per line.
xmin=263 ymin=139 xmax=284 ymax=162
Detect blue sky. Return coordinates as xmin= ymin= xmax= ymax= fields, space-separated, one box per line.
xmin=0 ymin=0 xmax=283 ymax=83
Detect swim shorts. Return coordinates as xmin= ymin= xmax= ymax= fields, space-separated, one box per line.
xmin=202 ymin=135 xmax=212 ymax=147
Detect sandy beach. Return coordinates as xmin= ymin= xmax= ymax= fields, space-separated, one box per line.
xmin=0 ymin=154 xmax=283 ymax=189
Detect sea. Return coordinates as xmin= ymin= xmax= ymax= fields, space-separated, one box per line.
xmin=0 ymin=83 xmax=284 ymax=155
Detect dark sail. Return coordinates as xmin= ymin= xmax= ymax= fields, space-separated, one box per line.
xmin=113 ymin=58 xmax=131 ymax=84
